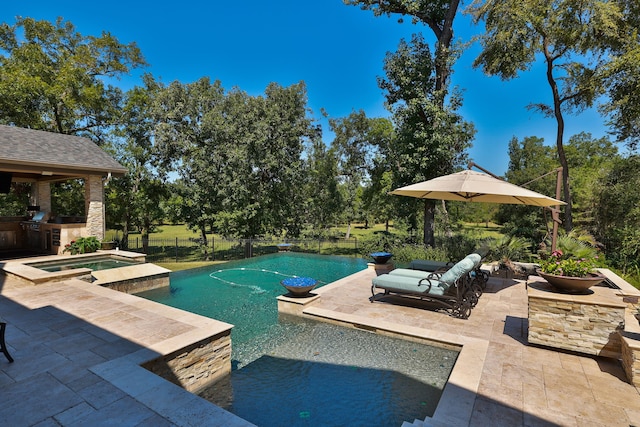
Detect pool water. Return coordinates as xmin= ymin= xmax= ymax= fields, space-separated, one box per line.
xmin=29 ymin=255 xmax=142 ymax=272
xmin=137 ymin=253 xmax=458 ymax=426
xmin=139 ymin=252 xmax=369 ymax=346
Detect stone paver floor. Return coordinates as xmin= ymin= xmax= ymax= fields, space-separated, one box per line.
xmin=1 ymin=265 xmax=639 ymax=426
xmin=306 ymin=268 xmax=640 ymax=426
xmin=0 ymin=274 xmax=252 ymax=427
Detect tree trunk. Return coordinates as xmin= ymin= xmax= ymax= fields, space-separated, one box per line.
xmin=423 ymin=200 xmax=435 ymax=247
xmin=200 ymin=226 xmax=209 ymax=261
xmin=544 ymin=40 xmax=573 ymax=231
xmin=345 ymin=221 xmax=352 ymax=239
xmin=141 ymin=229 xmax=149 ymax=254
xmin=121 ymin=222 xmax=129 ymax=250
xmin=440 ymin=200 xmax=452 ymax=237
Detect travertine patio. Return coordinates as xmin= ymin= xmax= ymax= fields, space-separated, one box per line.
xmin=1 ymin=263 xmax=639 ymax=426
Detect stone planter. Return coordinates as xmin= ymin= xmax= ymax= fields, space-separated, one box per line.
xmin=537 ymin=271 xmax=605 ymax=293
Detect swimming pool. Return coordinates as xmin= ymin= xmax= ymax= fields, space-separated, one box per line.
xmin=137 ymin=253 xmax=458 ymax=426
xmin=27 ymin=254 xmax=143 ymax=272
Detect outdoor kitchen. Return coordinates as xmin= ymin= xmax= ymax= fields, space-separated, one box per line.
xmin=0 ymin=125 xmax=128 ymax=257
xmin=0 ymin=210 xmax=85 ymax=256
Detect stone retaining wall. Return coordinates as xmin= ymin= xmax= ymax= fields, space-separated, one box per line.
xmin=142 ymin=330 xmax=232 ymax=393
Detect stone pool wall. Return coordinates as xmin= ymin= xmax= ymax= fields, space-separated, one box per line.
xmin=91 ymin=263 xmax=170 ymax=294
xmin=142 ymin=330 xmax=232 ymax=393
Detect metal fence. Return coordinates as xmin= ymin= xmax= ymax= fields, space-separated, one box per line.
xmin=119 ymin=236 xmax=359 ymax=263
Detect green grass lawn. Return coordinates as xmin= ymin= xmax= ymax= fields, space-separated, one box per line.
xmin=156 ymin=260 xmax=225 ymax=272
xmin=105 ymin=224 xmax=203 ymax=241
xmin=460 ymin=222 xmax=505 ymax=239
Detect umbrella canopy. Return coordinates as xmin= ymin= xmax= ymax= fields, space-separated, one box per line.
xmin=390 ymin=170 xmax=565 ymax=207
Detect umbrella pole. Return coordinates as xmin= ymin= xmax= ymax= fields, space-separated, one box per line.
xmin=550 ymin=168 xmax=563 ymax=252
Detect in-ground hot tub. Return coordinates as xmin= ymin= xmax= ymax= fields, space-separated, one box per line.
xmin=27 ymin=254 xmax=143 ymax=272
xmin=2 ymin=250 xmax=170 ymax=294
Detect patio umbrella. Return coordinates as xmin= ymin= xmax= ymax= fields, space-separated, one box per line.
xmin=390 ymin=170 xmax=565 ymax=207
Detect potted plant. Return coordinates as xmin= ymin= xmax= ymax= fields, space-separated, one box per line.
xmin=487 ymin=236 xmax=530 ymax=279
xmin=537 ymin=247 xmax=604 ymax=292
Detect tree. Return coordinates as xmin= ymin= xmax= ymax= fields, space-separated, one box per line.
xmin=344 ymin=0 xmax=461 ymax=97
xmin=0 ymin=17 xmax=146 ymax=141
xmin=152 ymin=77 xmax=228 ymax=253
xmin=592 ymin=155 xmax=640 ymax=271
xmin=153 ymin=79 xmax=313 ymax=242
xmin=361 ymin=118 xmax=396 ymax=231
xmin=237 ymin=82 xmax=313 ymax=238
xmin=0 ymin=182 xmax=30 ymax=215
xmin=498 ymin=136 xmax=556 ymax=247
xmin=379 ymin=34 xmax=474 ymax=244
xmin=107 ymin=74 xmax=166 ymax=251
xmin=330 ymin=110 xmax=376 ymax=239
xmin=51 ymin=180 xmax=85 ymax=216
xmin=214 ymin=83 xmax=313 ymax=239
xmin=304 ymin=138 xmax=343 ymax=235
xmin=600 ymin=0 xmax=640 ymax=149
xmin=344 ymin=1 xmax=473 ymax=246
xmin=563 ymin=132 xmax=618 ymax=227
xmin=471 ymin=0 xmax=637 ymax=232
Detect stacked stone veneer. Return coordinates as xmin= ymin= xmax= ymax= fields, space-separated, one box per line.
xmin=85 ymin=175 xmax=105 ymax=240
xmin=528 ymin=284 xmax=625 ymax=358
xmin=621 ymin=332 xmax=640 ymax=387
xmin=99 ymin=273 xmax=169 ymax=294
xmin=142 ymin=330 xmax=232 ymax=393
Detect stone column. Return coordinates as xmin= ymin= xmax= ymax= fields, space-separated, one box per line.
xmin=30 ymin=181 xmax=52 ymax=213
xmin=84 ymin=175 xmax=105 ymax=240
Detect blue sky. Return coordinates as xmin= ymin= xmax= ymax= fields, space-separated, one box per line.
xmin=2 ymin=0 xmax=611 ymax=176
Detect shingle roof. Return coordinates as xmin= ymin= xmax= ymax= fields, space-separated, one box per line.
xmin=0 ymin=124 xmax=127 ymax=176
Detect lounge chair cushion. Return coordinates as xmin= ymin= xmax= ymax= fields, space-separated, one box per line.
xmin=388 ymin=268 xmax=434 ymax=279
xmin=467 ymin=253 xmax=482 ymax=268
xmin=372 ymin=274 xmax=446 ymax=296
xmin=409 ymin=259 xmax=450 ymax=272
xmin=438 ymin=254 xmax=479 ymax=289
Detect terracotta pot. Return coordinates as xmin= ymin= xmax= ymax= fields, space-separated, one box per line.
xmin=537 ymin=271 xmax=605 ymax=293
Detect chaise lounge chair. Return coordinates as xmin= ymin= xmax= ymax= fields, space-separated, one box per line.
xmin=371 ymin=254 xmax=480 ymax=319
xmin=409 ymin=251 xmax=490 ymax=290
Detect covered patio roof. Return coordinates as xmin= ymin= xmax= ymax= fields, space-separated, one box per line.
xmin=0 ymin=124 xmax=127 ymax=182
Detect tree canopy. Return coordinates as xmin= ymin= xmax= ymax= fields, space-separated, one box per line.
xmin=471 ymin=0 xmax=640 ymax=231
xmin=0 ymin=17 xmax=146 ymax=141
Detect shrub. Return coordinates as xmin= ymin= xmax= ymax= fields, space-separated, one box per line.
xmin=63 ymin=236 xmax=101 ymax=255
xmin=538 ymin=249 xmax=598 ymax=277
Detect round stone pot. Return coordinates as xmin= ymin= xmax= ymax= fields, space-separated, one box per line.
xmin=537 ymin=271 xmax=605 ymax=293
xmin=281 ymin=277 xmax=317 ymax=297
xmin=370 ymin=252 xmax=393 ymax=264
